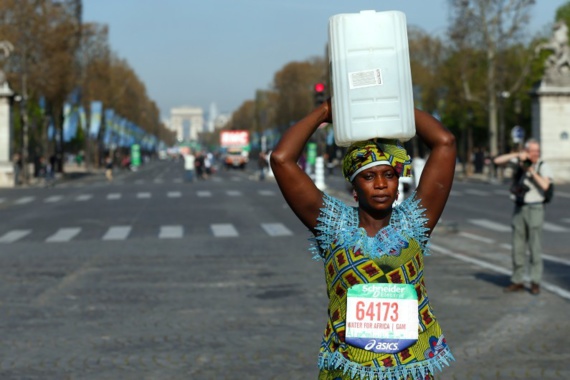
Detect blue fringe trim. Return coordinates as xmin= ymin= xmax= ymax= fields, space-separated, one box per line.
xmin=309 ymin=191 xmax=431 ymax=261
xmin=318 ymin=346 xmax=455 ymax=380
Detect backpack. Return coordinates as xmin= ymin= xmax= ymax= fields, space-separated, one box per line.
xmin=538 ymin=161 xmax=554 ymax=204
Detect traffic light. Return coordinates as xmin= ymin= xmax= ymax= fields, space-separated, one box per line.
xmin=314 ymin=82 xmax=326 ymax=106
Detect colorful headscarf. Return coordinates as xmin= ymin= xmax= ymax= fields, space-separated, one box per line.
xmin=342 ymin=139 xmax=412 ymax=182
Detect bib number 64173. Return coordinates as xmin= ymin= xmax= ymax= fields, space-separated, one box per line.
xmin=345 ymin=283 xmax=418 ymax=354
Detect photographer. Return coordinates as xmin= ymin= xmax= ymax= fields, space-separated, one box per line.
xmin=494 ymin=139 xmax=553 ymax=295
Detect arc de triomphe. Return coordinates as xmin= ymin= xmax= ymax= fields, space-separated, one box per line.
xmin=170 ymin=106 xmax=204 ymax=142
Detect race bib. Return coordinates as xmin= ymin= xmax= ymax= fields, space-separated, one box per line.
xmin=346 ymin=283 xmax=418 ymax=354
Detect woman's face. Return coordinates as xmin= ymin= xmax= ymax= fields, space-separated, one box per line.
xmin=353 ymin=165 xmax=399 ymax=211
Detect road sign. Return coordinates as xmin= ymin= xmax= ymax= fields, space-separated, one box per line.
xmin=511 ymin=126 xmax=524 ymax=143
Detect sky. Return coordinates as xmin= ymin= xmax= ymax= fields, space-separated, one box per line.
xmin=83 ymin=0 xmax=569 ymax=121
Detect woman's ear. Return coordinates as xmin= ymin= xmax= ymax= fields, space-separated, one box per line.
xmin=352 ymin=188 xmax=358 ymax=202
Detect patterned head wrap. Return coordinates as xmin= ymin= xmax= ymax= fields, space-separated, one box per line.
xmin=342 ymin=139 xmax=412 ymax=182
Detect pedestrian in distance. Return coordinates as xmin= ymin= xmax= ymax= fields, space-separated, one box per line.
xmin=183 ymin=150 xmax=196 ymax=183
xmin=12 ymin=152 xmax=22 ymax=186
xmin=105 ymin=155 xmax=113 ymax=182
xmin=494 ymin=139 xmax=554 ymax=295
xmin=258 ymin=150 xmax=269 ymax=181
xmin=270 ymin=99 xmax=457 ymax=380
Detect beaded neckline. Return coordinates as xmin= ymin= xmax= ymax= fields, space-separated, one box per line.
xmin=311 ymin=191 xmax=430 ymax=260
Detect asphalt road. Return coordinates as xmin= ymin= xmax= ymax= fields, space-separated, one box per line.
xmin=0 ymin=160 xmax=568 ymax=379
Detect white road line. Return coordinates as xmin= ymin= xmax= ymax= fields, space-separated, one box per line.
xmin=46 ymin=228 xmax=81 ymax=242
xmin=0 ymin=230 xmax=31 ymax=243
xmin=0 ymin=198 xmax=5 ymax=203
xmin=102 ymin=226 xmax=132 ymax=241
xmin=137 ymin=192 xmax=151 ymax=199
xmin=167 ymin=191 xmax=182 ymax=198
xmin=461 ymin=234 xmax=570 ymax=266
xmin=173 ymin=178 xmax=183 ymax=183
xmin=556 ymin=191 xmax=570 ymax=198
xmin=431 ymin=244 xmax=570 ymax=301
xmin=230 ymin=177 xmax=242 ymax=182
xmin=154 ymin=179 xmax=164 ymax=184
xmin=543 ymin=254 xmax=570 ymax=266
xmin=159 ymin=225 xmax=183 ymax=239
xmin=464 ymin=189 xmax=491 ymax=196
xmin=15 ymin=196 xmax=35 ymax=205
xmin=197 ymin=191 xmax=212 ymax=197
xmin=261 ymin=223 xmax=293 ymax=236
xmin=493 ymin=189 xmax=511 ymax=196
xmin=44 ymin=195 xmax=63 ymax=203
xmin=107 ymin=193 xmax=122 ymax=200
xmin=563 ymin=218 xmax=570 ymax=224
xmin=468 ymin=218 xmax=511 ymax=232
xmin=458 ymin=231 xmax=495 ymax=244
xmin=226 ymin=190 xmax=242 ymax=197
xmin=258 ymin=190 xmax=276 ymax=196
xmin=211 ymin=223 xmax=238 ymax=237
xmin=75 ymin=194 xmax=93 ymax=201
xmin=449 ymin=190 xmax=463 ymax=197
xmin=543 ymin=222 xmax=569 ymax=233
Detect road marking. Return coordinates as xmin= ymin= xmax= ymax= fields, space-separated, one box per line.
xmin=258 ymin=190 xmax=276 ymax=196
xmin=211 ymin=223 xmax=238 ymax=237
xmin=0 ymin=230 xmax=31 ymax=243
xmin=102 ymin=226 xmax=132 ymax=241
xmin=458 ymin=231 xmax=495 ymax=244
xmin=107 ymin=193 xmax=122 ymax=200
xmin=463 ymin=234 xmax=570 ymax=266
xmin=563 ymin=218 xmax=570 ymax=224
xmin=15 ymin=196 xmax=35 ymax=205
xmin=493 ymin=189 xmax=511 ymax=196
xmin=449 ymin=190 xmax=462 ymax=197
xmin=167 ymin=191 xmax=182 ymax=198
xmin=197 ymin=191 xmax=212 ymax=197
xmin=137 ymin=192 xmax=151 ymax=199
xmin=261 ymin=223 xmax=293 ymax=236
xmin=0 ymin=198 xmax=4 ymax=203
xmin=76 ymin=194 xmax=93 ymax=201
xmin=468 ymin=218 xmax=511 ymax=232
xmin=556 ymin=191 xmax=570 ymax=198
xmin=464 ymin=189 xmax=491 ymax=196
xmin=44 ymin=195 xmax=63 ymax=203
xmin=159 ymin=225 xmax=183 ymax=239
xmin=46 ymin=228 xmax=81 ymax=242
xmin=226 ymin=190 xmax=242 ymax=197
xmin=135 ymin=180 xmax=145 ymax=185
xmin=173 ymin=178 xmax=183 ymax=183
xmin=543 ymin=222 xmax=569 ymax=232
xmin=431 ymin=244 xmax=570 ymax=301
xmin=154 ymin=179 xmax=164 ymax=184
xmin=230 ymin=177 xmax=242 ymax=181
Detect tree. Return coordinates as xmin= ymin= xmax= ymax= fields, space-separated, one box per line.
xmin=447 ymin=0 xmax=536 ymax=163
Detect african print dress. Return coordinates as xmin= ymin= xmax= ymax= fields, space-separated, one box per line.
xmin=311 ymin=192 xmax=454 ymax=380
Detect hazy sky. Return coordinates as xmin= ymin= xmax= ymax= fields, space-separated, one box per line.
xmin=83 ymin=0 xmax=568 ymax=120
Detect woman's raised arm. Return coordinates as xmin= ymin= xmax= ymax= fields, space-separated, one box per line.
xmin=413 ymin=109 xmax=457 ymax=233
xmin=270 ymin=101 xmax=331 ymax=233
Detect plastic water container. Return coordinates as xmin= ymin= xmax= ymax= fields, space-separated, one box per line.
xmin=329 ymin=10 xmax=415 ymax=147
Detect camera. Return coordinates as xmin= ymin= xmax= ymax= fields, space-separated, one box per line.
xmin=522 ymin=159 xmax=532 ymax=168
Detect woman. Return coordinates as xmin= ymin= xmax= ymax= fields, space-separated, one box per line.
xmin=270 ymin=99 xmax=456 ymax=380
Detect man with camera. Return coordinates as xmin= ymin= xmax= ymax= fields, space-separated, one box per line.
xmin=494 ymin=139 xmax=554 ymax=295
